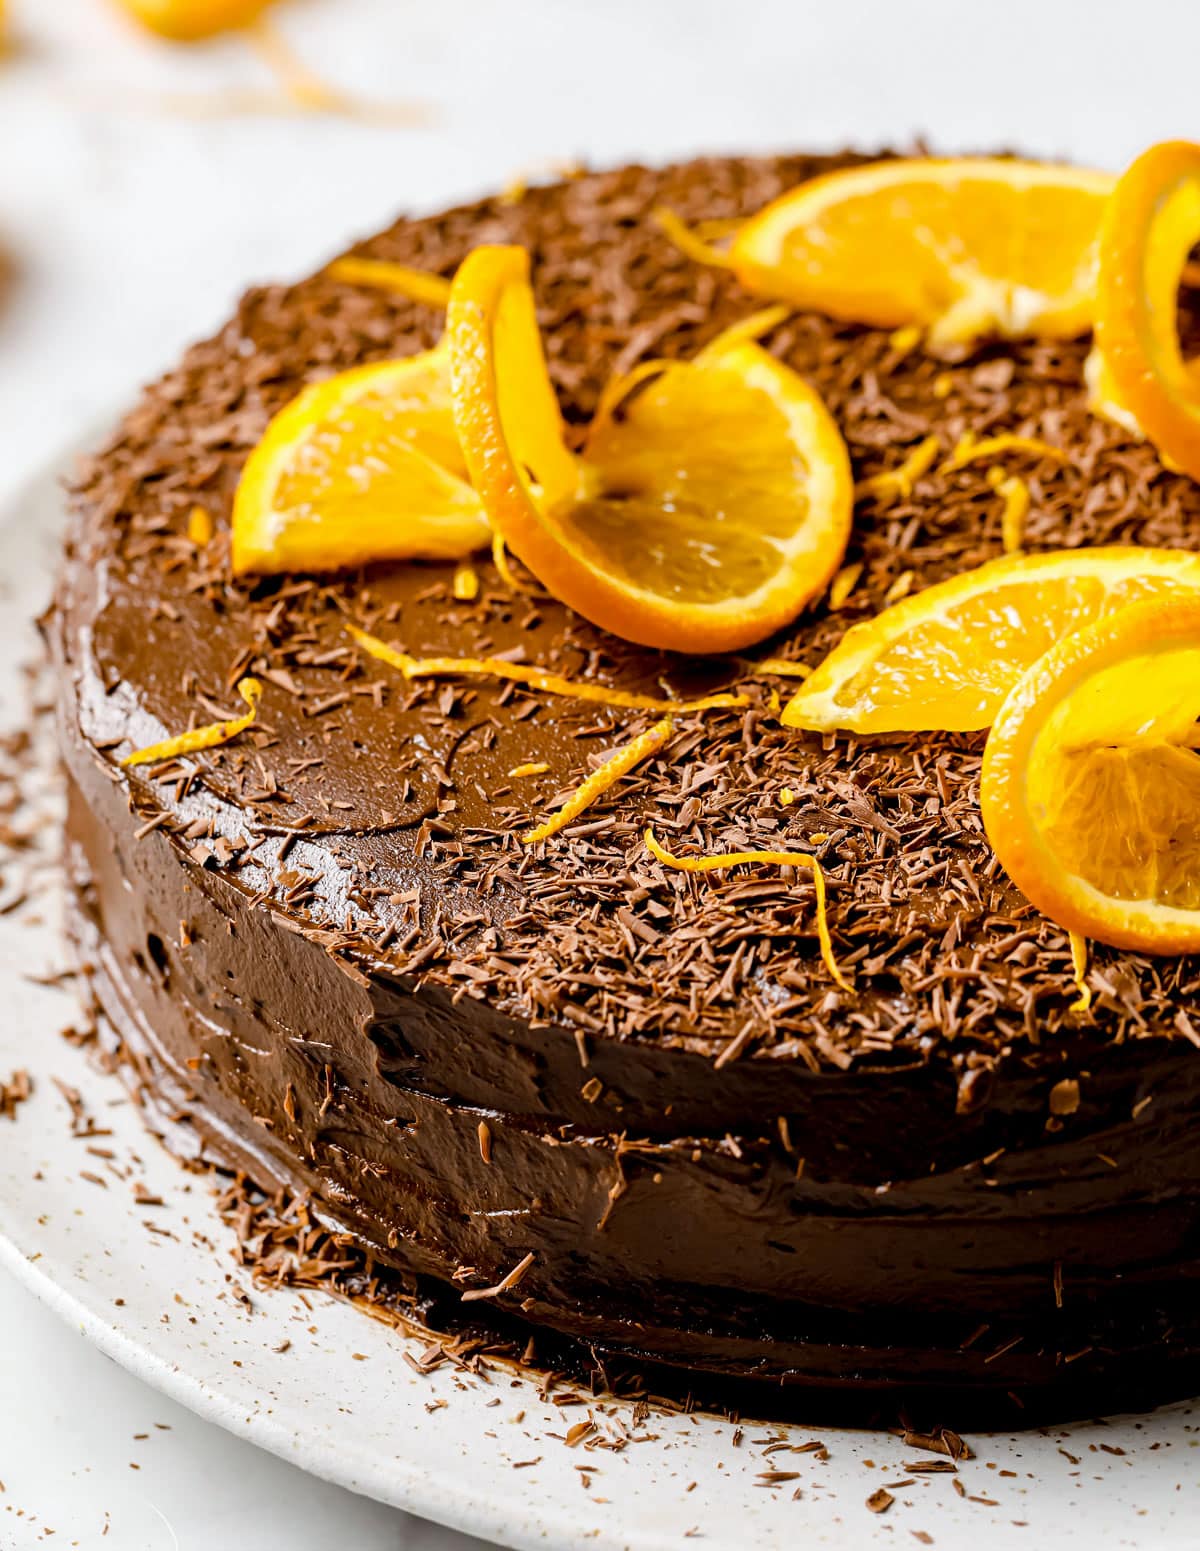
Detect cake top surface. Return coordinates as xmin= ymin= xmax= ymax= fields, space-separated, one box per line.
xmin=64 ymin=150 xmax=1200 ymax=1079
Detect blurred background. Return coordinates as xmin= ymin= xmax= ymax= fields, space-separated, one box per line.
xmin=0 ymin=0 xmax=1192 ymax=499
xmin=0 ymin=0 xmax=1196 ymax=1545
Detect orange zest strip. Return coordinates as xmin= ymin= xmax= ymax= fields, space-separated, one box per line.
xmin=701 ymin=304 xmax=793 ymax=354
xmin=943 ymin=433 xmax=1070 ymax=473
xmin=999 ymin=474 xmax=1031 ymax=554
xmin=121 ymin=678 xmax=262 ymax=768
xmin=508 ymin=762 xmax=550 ymax=779
xmin=855 ymin=434 xmax=940 ymax=505
xmin=829 ymin=561 xmax=864 ymax=610
xmin=644 ymin=827 xmax=850 ymax=991
xmin=746 ymin=656 xmax=812 ymax=679
xmin=522 ymin=719 xmax=674 ymax=845
xmin=591 ymin=359 xmax=673 ymax=436
xmin=577 ymin=309 xmax=797 ymax=442
xmin=347 ymin=626 xmax=749 ymax=713
xmin=695 ymin=216 xmax=744 ymax=240
xmin=1068 ymin=931 xmax=1092 ymax=1013
xmin=324 ymin=256 xmax=452 ymax=309
xmin=1092 ymin=142 xmax=1200 ymax=482
xmin=883 ymin=569 xmax=915 ymax=605
xmin=452 ymin=560 xmax=480 ymax=601
xmin=887 ymin=324 xmax=923 ymax=358
xmin=490 ymin=531 xmax=535 ymax=594
xmin=652 ymin=207 xmax=734 ymax=270
xmin=187 ymin=505 xmax=214 ymax=546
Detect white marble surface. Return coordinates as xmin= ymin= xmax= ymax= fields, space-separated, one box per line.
xmin=3 ymin=0 xmax=1200 ymax=1545
xmin=0 ymin=1269 xmax=488 ymax=1549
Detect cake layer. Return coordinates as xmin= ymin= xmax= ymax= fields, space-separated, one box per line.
xmin=51 ymin=151 xmax=1200 ymax=1416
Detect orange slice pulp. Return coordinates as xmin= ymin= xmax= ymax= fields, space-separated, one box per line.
xmin=982 ymin=598 xmax=1200 ymax=953
xmin=114 ymin=0 xmax=273 ymax=39
xmin=782 ymin=547 xmax=1200 ymax=733
xmin=445 ymin=245 xmax=853 ymax=654
xmin=232 ymin=341 xmax=489 ymax=576
xmin=729 ymin=158 xmax=1114 ymax=345
xmin=1092 ymin=140 xmax=1200 ymax=478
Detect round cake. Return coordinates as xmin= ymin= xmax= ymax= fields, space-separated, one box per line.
xmin=50 ymin=151 xmax=1200 ymax=1421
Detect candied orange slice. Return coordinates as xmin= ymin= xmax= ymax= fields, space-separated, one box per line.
xmin=982 ymin=598 xmax=1200 ymax=952
xmin=446 ymin=245 xmax=852 ymax=654
xmin=730 ymin=158 xmax=1113 ymax=345
xmin=232 ymin=342 xmax=489 ymax=576
xmin=114 ymin=0 xmax=272 ymax=39
xmin=1093 ymin=140 xmax=1200 ymax=479
xmin=782 ymin=547 xmax=1200 ymax=733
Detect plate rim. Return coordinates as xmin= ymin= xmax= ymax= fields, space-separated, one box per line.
xmin=4 ymin=438 xmax=1198 ymax=1551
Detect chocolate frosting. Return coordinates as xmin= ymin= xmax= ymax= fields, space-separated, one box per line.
xmin=49 ymin=151 xmax=1200 ymax=1418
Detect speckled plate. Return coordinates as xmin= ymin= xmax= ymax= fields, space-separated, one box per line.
xmin=1 ymin=451 xmax=1197 ymax=1551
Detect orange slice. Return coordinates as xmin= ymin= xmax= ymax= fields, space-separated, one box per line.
xmin=730 ymin=158 xmax=1113 ymax=345
xmin=446 ymin=245 xmax=852 ymax=654
xmin=1093 ymin=140 xmax=1200 ymax=479
xmin=232 ymin=342 xmax=489 ymax=576
xmin=981 ymin=598 xmax=1200 ymax=952
xmin=114 ymin=0 xmax=272 ymax=39
xmin=1084 ymin=343 xmax=1200 ymax=453
xmin=1083 ymin=342 xmax=1148 ymax=438
xmin=781 ymin=547 xmax=1200 ymax=733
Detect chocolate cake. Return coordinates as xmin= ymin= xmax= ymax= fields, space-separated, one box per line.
xmin=49 ymin=151 xmax=1200 ymax=1421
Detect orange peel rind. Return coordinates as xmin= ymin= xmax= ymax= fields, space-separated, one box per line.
xmin=747 ymin=657 xmax=812 ymax=680
xmin=347 ymin=626 xmax=749 ymax=713
xmin=652 ymin=207 xmax=734 ymax=270
xmin=644 ymin=828 xmax=849 ymax=990
xmin=186 ymin=505 xmax=214 ymax=546
xmin=942 ymin=433 xmax=1070 ymax=474
xmin=325 ymin=256 xmax=452 ymax=309
xmin=998 ymin=475 xmax=1031 ymax=554
xmin=522 ymin=719 xmax=673 ymax=844
xmin=122 ymin=678 xmax=262 ymax=767
xmin=1093 ymin=139 xmax=1200 ymax=481
xmin=446 ymin=244 xmax=853 ymax=655
xmin=452 ymin=560 xmax=480 ymax=601
xmin=982 ymin=597 xmax=1200 ymax=954
xmin=855 ymin=436 xmax=940 ymax=506
xmin=1068 ymin=932 xmax=1092 ymax=1013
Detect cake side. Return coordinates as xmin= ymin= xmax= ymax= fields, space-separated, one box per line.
xmin=50 ymin=152 xmax=1200 ymax=1413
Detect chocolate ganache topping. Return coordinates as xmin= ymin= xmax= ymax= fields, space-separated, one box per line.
xmin=50 ymin=151 xmax=1200 ymax=1419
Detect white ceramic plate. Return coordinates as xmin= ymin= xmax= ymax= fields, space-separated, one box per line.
xmin=2 ymin=451 xmax=1198 ymax=1551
